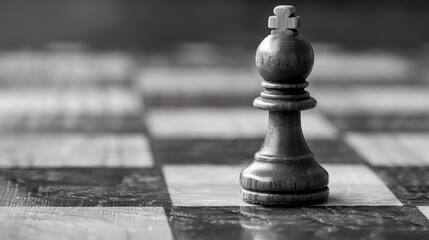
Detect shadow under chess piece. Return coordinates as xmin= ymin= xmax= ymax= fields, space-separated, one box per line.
xmin=240 ymin=5 xmax=329 ymax=206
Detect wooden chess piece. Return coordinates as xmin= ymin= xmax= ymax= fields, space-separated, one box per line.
xmin=240 ymin=5 xmax=329 ymax=206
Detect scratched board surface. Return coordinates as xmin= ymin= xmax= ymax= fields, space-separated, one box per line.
xmin=0 ymin=48 xmax=428 ymax=240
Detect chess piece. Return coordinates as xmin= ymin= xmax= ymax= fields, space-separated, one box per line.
xmin=240 ymin=5 xmax=329 ymax=206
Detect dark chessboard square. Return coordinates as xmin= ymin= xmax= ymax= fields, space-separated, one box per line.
xmin=307 ymin=139 xmax=364 ymax=164
xmin=144 ymin=95 xmax=254 ymax=108
xmin=166 ymin=207 xmax=252 ymax=240
xmin=152 ymin=139 xmax=362 ymax=165
xmin=152 ymin=139 xmax=263 ymax=165
xmin=375 ymin=167 xmax=429 ymax=206
xmin=0 ymin=116 xmax=145 ymax=134
xmin=0 ymin=168 xmax=170 ymax=207
xmin=166 ymin=206 xmax=429 ymax=240
xmin=327 ymin=114 xmax=429 ymax=132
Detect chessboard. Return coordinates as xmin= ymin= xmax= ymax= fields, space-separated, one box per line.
xmin=0 ymin=48 xmax=428 ymax=240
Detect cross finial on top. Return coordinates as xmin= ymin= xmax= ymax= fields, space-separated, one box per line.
xmin=268 ymin=5 xmax=301 ymax=32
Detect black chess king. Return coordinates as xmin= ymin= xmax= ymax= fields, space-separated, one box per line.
xmin=240 ymin=5 xmax=329 ymax=206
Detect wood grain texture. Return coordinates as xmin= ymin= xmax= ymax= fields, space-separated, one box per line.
xmin=0 ymin=88 xmax=144 ymax=133
xmin=0 ymin=134 xmax=153 ymax=168
xmin=0 ymin=168 xmax=170 ymax=206
xmin=322 ymin=164 xmax=402 ymax=206
xmin=0 ymin=206 xmax=173 ymax=240
xmin=346 ymin=133 xmax=429 ymax=166
xmin=167 ymin=206 xmax=429 ymax=240
xmin=163 ymin=165 xmax=249 ymax=207
xmin=376 ymin=167 xmax=429 ymax=206
xmin=239 ymin=206 xmax=429 ymax=240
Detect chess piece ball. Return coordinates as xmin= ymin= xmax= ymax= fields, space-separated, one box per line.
xmin=255 ymin=31 xmax=314 ymax=83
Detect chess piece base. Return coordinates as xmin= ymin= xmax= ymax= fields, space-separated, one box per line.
xmin=241 ymin=187 xmax=329 ymax=206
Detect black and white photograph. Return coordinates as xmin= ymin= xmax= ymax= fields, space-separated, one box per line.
xmin=0 ymin=0 xmax=428 ymax=239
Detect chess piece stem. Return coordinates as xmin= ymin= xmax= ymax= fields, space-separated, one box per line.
xmin=240 ymin=5 xmax=329 ymax=206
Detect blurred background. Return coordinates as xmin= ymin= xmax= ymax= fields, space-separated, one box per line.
xmin=0 ymin=0 xmax=428 ymax=133
xmin=0 ymin=0 xmax=427 ymax=79
xmin=0 ymin=0 xmax=428 ymax=51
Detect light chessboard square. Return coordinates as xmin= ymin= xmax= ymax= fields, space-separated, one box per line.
xmin=0 ymin=134 xmax=154 ymax=167
xmin=417 ymin=206 xmax=429 ymax=221
xmin=312 ymin=86 xmax=429 ymax=114
xmin=309 ymin=47 xmax=413 ymax=83
xmin=321 ymin=164 xmax=402 ymax=206
xmin=163 ymin=164 xmax=401 ymax=207
xmin=0 ymin=51 xmax=135 ymax=84
xmin=147 ymin=108 xmax=337 ymax=139
xmin=0 ymin=88 xmax=142 ymax=117
xmin=346 ymin=133 xmax=429 ymax=166
xmin=137 ymin=67 xmax=261 ymax=96
xmin=0 ymin=206 xmax=173 ymax=240
xmin=163 ymin=164 xmax=247 ymax=206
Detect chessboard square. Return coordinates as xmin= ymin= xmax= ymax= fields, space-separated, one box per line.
xmin=313 ymin=86 xmax=429 ymax=114
xmin=309 ymin=48 xmax=413 ymax=83
xmin=0 ymin=206 xmax=173 ymax=240
xmin=308 ymin=139 xmax=364 ymax=164
xmin=321 ymin=164 xmax=402 ymax=206
xmin=326 ymin=114 xmax=429 ymax=132
xmin=152 ymin=139 xmax=263 ymax=165
xmin=147 ymin=108 xmax=337 ymax=139
xmin=346 ymin=133 xmax=429 ymax=166
xmin=417 ymin=206 xmax=429 ymax=221
xmin=0 ymin=134 xmax=154 ymax=167
xmin=375 ymin=167 xmax=429 ymax=206
xmin=0 ymin=114 xmax=146 ymax=134
xmin=166 ymin=207 xmax=248 ymax=240
xmin=0 ymin=51 xmax=135 ymax=85
xmin=164 ymin=164 xmax=401 ymax=206
xmin=137 ymin=67 xmax=261 ymax=97
xmin=0 ymin=88 xmax=142 ymax=117
xmin=239 ymin=206 xmax=429 ymax=239
xmin=167 ymin=206 xmax=429 ymax=240
xmin=0 ymin=168 xmax=170 ymax=206
xmin=163 ymin=165 xmax=249 ymax=206
xmin=152 ymin=139 xmax=362 ymax=165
